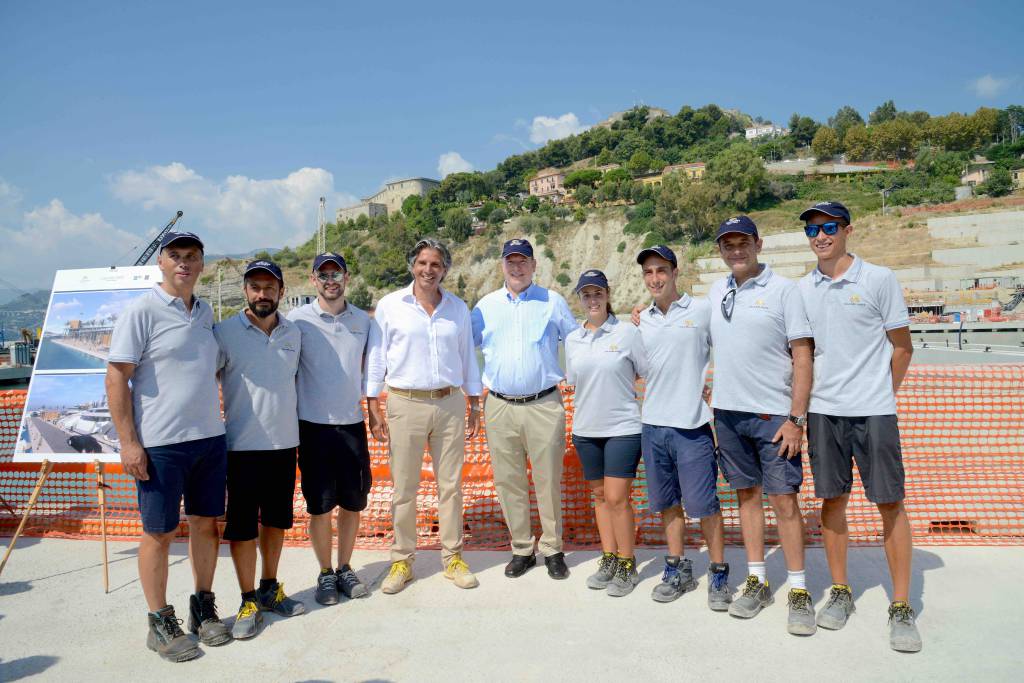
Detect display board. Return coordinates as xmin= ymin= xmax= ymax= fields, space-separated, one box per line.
xmin=13 ymin=266 xmax=160 ymax=463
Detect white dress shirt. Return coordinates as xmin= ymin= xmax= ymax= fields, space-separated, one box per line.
xmin=366 ymin=283 xmax=482 ymax=397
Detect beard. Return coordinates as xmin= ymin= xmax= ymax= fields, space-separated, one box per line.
xmin=248 ymin=299 xmax=278 ymax=319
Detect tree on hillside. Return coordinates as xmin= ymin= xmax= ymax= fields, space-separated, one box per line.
xmin=476 ymin=200 xmax=500 ymax=222
xmin=872 ymin=118 xmax=920 ymax=160
xmin=812 ymin=126 xmax=841 ymax=160
xmin=523 ymin=195 xmax=540 ymax=212
xmin=705 ymin=143 xmax=768 ymax=209
xmin=442 ymin=207 xmax=473 ymax=243
xmin=575 ymin=185 xmax=595 ymax=206
xmin=828 ymin=105 xmax=865 ymax=143
xmin=977 ymin=167 xmax=1013 ymax=197
xmin=564 ymin=169 xmax=603 ymax=189
xmin=788 ymin=114 xmax=820 ymax=147
xmin=655 ymin=173 xmax=725 ymax=242
xmin=488 ymin=208 xmax=508 ymax=225
xmin=401 ymin=194 xmax=424 ymax=217
xmin=596 ymin=147 xmax=614 ymax=165
xmin=627 ymin=150 xmax=656 ymax=174
xmin=843 ymin=125 xmax=872 ymax=160
xmin=602 ymin=168 xmax=632 ymax=184
xmin=869 ymin=100 xmax=898 ymax=125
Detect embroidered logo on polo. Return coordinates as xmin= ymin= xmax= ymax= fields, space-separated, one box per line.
xmin=844 ymin=294 xmax=865 ymax=306
xmin=750 ymin=298 xmax=769 ymax=310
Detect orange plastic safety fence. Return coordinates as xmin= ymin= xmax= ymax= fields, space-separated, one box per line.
xmin=1 ymin=364 xmax=1022 ymax=548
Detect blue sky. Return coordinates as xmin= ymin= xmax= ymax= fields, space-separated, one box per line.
xmin=25 ymin=373 xmax=107 ymax=409
xmin=43 ymin=289 xmax=147 ymax=334
xmin=1 ymin=0 xmax=1021 ymax=287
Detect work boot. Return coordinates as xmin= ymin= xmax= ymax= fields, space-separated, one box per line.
xmin=146 ymin=606 xmax=200 ymax=662
xmin=729 ymin=576 xmax=773 ymax=618
xmin=231 ymin=599 xmax=263 ymax=640
xmin=787 ymin=588 xmax=817 ymax=636
xmin=256 ymin=581 xmax=306 ymax=616
xmin=707 ymin=562 xmax=732 ymax=611
xmin=188 ymin=591 xmax=232 ymax=646
xmin=651 ymin=557 xmax=697 ymax=603
xmin=586 ymin=552 xmax=618 ymax=590
xmin=816 ymin=584 xmax=855 ymax=630
xmin=888 ymin=601 xmax=923 ymax=653
xmin=606 ymin=556 xmax=640 ymax=597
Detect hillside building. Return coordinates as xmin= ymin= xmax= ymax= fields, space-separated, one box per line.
xmin=336 ymin=176 xmax=440 ymax=223
xmin=745 ymin=124 xmax=787 ymax=139
xmin=528 ymin=168 xmax=566 ymax=199
xmin=638 ymin=162 xmax=706 ymax=188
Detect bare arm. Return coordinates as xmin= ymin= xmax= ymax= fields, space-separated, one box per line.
xmin=366 ymin=397 xmax=388 ymax=443
xmin=466 ymin=395 xmax=481 ymax=439
xmin=105 ymin=362 xmax=148 ymax=480
xmin=887 ymin=326 xmax=913 ymax=393
xmin=772 ymin=338 xmax=813 ymax=459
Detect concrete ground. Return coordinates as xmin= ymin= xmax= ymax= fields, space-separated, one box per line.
xmin=0 ymin=538 xmax=1019 ymax=682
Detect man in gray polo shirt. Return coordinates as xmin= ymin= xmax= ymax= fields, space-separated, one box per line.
xmin=707 ymin=216 xmax=815 ymax=635
xmin=287 ymin=252 xmax=381 ymax=606
xmin=106 ymin=231 xmax=230 ymax=662
xmin=633 ymin=245 xmax=730 ymax=609
xmin=214 ymin=259 xmax=306 ymax=640
xmin=798 ymin=201 xmax=920 ymax=652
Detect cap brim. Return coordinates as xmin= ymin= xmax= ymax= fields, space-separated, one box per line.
xmin=161 ymin=237 xmax=204 ymax=250
xmin=313 ymin=257 xmax=346 ymax=271
xmin=245 ymin=266 xmax=283 ymax=281
xmin=636 ymin=248 xmax=676 ymax=266
xmin=715 ymin=229 xmax=757 ymax=241
xmin=799 ymin=207 xmax=846 ymax=221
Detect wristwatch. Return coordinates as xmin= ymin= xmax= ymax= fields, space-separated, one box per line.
xmin=788 ymin=414 xmax=807 ymax=427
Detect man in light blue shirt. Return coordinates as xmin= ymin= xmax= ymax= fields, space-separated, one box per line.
xmin=471 ymin=238 xmax=577 ymax=580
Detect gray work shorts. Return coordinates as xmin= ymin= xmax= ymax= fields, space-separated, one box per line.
xmin=807 ymin=413 xmax=905 ymax=504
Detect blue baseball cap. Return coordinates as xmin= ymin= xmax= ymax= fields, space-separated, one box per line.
xmin=244 ymin=259 xmax=284 ymax=283
xmin=312 ymin=252 xmax=347 ymax=272
xmin=574 ymin=268 xmax=609 ymax=293
xmin=501 ymin=238 xmax=534 ymax=259
xmin=636 ymin=245 xmax=677 ymax=268
xmin=715 ymin=215 xmax=759 ymax=242
xmin=159 ymin=231 xmax=204 ymax=251
xmin=800 ymin=201 xmax=851 ymax=224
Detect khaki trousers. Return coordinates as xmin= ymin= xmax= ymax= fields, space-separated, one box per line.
xmin=484 ymin=390 xmax=565 ymax=557
xmin=386 ymin=391 xmax=466 ymax=563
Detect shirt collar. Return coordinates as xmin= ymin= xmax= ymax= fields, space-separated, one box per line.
xmin=239 ymin=309 xmax=288 ymax=332
xmin=727 ymin=263 xmax=772 ymax=290
xmin=401 ymin=282 xmax=451 ymax=309
xmin=580 ymin=314 xmax=618 ymax=338
xmin=153 ymin=284 xmax=197 ymax=311
xmin=505 ymin=282 xmax=537 ymax=302
xmin=647 ymin=293 xmax=691 ymax=315
xmin=312 ymin=298 xmax=349 ymax=319
xmin=812 ymin=254 xmax=862 ymax=284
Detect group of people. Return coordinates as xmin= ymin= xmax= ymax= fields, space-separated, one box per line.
xmin=105 ymin=199 xmax=921 ymax=664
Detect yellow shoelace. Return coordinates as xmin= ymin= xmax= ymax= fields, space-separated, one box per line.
xmin=446 ymin=557 xmax=470 ymax=574
xmin=388 ymin=562 xmax=411 ymax=579
xmin=237 ymin=600 xmax=259 ymax=619
xmin=272 ymin=583 xmax=287 ymax=606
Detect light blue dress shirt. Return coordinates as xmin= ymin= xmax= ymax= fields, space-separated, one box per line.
xmin=471 ymin=283 xmax=578 ymax=396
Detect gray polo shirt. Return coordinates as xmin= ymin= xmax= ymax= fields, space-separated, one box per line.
xmin=287 ymin=300 xmax=378 ymax=426
xmin=708 ymin=264 xmax=812 ymax=415
xmin=565 ymin=315 xmax=648 ymax=438
xmin=637 ymin=294 xmax=713 ymax=430
xmin=214 ymin=311 xmax=300 ymax=451
xmin=798 ymin=255 xmax=910 ymax=416
xmin=107 ymin=285 xmax=225 ymax=448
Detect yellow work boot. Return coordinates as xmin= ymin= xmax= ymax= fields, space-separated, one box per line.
xmin=444 ymin=554 xmax=479 ymax=589
xmin=381 ymin=560 xmax=414 ymax=595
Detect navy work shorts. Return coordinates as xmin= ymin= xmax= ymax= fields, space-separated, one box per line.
xmin=137 ymin=434 xmax=227 ymax=534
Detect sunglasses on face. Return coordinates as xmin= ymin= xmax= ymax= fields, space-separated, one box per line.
xmin=315 ymin=271 xmax=345 ymax=283
xmin=804 ymin=222 xmax=842 ymax=238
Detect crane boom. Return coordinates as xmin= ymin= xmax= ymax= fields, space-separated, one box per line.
xmin=134 ymin=211 xmax=184 ymax=266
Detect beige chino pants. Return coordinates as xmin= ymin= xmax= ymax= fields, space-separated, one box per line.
xmin=484 ymin=390 xmax=566 ymax=557
xmin=386 ymin=391 xmax=466 ymax=564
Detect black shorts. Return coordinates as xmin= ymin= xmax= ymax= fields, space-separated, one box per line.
xmin=223 ymin=447 xmax=297 ymax=542
xmin=298 ymin=420 xmax=372 ymax=514
xmin=807 ymin=413 xmax=905 ymax=504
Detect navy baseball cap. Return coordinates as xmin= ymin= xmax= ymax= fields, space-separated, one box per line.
xmin=636 ymin=245 xmax=677 ymax=268
xmin=715 ymin=215 xmax=759 ymax=242
xmin=159 ymin=231 xmax=204 ymax=251
xmin=799 ymin=201 xmax=851 ymax=224
xmin=501 ymin=238 xmax=534 ymax=259
xmin=244 ymin=259 xmax=283 ymax=283
xmin=312 ymin=252 xmax=347 ymax=272
xmin=574 ymin=268 xmax=609 ymax=293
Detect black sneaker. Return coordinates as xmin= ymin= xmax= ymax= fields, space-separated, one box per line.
xmin=336 ymin=565 xmax=369 ymax=599
xmin=147 ymin=606 xmax=200 ymax=662
xmin=315 ymin=569 xmax=340 ymax=605
xmin=256 ymin=581 xmax=306 ymax=617
xmin=188 ymin=591 xmax=232 ymax=646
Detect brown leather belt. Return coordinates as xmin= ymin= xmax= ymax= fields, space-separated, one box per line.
xmin=387 ymin=385 xmax=455 ymax=400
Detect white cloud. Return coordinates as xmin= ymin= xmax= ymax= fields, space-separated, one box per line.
xmin=969 ymin=74 xmax=1013 ymax=98
xmin=51 ymin=298 xmax=82 ymax=312
xmin=0 ymin=195 xmax=144 ymax=289
xmin=528 ymin=113 xmax=588 ymax=144
xmin=437 ymin=151 xmax=474 ymax=178
xmin=109 ymin=162 xmax=358 ymax=253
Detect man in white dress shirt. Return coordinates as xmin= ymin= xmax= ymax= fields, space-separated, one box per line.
xmin=366 ymin=239 xmax=483 ymax=594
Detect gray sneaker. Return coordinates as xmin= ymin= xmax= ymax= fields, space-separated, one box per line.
xmin=816 ymin=584 xmax=855 ymax=630
xmin=787 ymin=589 xmax=817 ymax=636
xmin=606 ymin=556 xmax=639 ymax=597
xmin=729 ymin=576 xmax=773 ymax=618
xmin=586 ymin=552 xmax=618 ymax=590
xmin=256 ymin=581 xmax=306 ymax=617
xmin=146 ymin=606 xmax=200 ymax=662
xmin=231 ymin=599 xmax=263 ymax=640
xmin=315 ymin=570 xmax=340 ymax=605
xmin=888 ymin=601 xmax=922 ymax=653
xmin=707 ymin=562 xmax=732 ymax=611
xmin=651 ymin=557 xmax=697 ymax=603
xmin=188 ymin=591 xmax=232 ymax=646
xmin=337 ymin=565 xmax=369 ymax=599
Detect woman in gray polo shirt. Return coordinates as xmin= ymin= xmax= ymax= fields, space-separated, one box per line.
xmin=565 ymin=269 xmax=648 ymax=597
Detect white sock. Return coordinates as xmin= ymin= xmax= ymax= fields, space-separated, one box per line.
xmin=788 ymin=569 xmax=807 ymax=590
xmin=749 ymin=561 xmax=766 ymax=583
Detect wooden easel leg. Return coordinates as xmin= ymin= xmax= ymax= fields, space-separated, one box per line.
xmin=0 ymin=459 xmax=53 ymax=578
xmin=95 ymin=460 xmax=109 ymax=593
